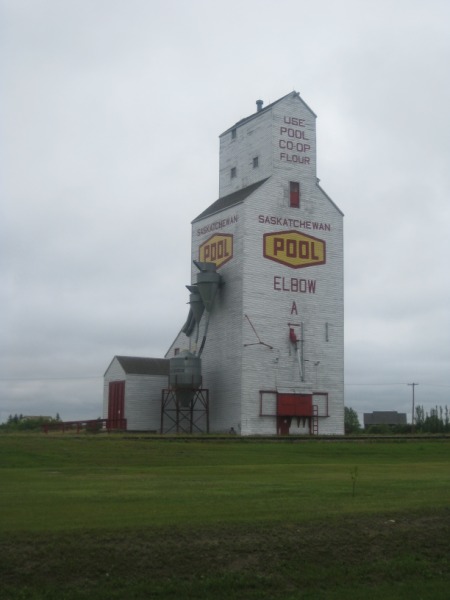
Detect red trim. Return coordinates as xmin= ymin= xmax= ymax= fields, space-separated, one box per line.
xmin=290 ymin=182 xmax=300 ymax=208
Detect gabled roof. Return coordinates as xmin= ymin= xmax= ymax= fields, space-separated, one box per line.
xmin=114 ymin=356 xmax=169 ymax=376
xmin=316 ymin=181 xmax=344 ymax=217
xmin=220 ymin=91 xmax=317 ymax=137
xmin=192 ymin=178 xmax=269 ymax=223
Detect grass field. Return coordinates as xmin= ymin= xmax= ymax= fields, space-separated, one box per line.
xmin=1 ymin=434 xmax=450 ymax=598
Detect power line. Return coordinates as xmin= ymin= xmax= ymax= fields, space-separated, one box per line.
xmin=345 ymin=383 xmax=450 ymax=387
xmin=0 ymin=377 xmax=449 ymax=386
xmin=0 ymin=376 xmax=102 ymax=382
xmin=345 ymin=383 xmax=407 ymax=386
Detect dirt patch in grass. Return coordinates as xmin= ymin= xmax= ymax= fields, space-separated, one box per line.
xmin=2 ymin=508 xmax=450 ymax=598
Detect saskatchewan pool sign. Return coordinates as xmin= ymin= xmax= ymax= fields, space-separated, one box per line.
xmin=199 ymin=234 xmax=233 ymax=268
xmin=263 ymin=230 xmax=326 ymax=269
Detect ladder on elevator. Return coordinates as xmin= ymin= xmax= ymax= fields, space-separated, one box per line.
xmin=311 ymin=405 xmax=319 ymax=435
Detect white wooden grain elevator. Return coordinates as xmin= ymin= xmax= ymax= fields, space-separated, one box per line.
xmin=165 ymin=91 xmax=344 ymax=435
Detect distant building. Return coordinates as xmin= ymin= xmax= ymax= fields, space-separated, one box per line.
xmin=22 ymin=415 xmax=53 ymax=421
xmin=363 ymin=411 xmax=407 ymax=429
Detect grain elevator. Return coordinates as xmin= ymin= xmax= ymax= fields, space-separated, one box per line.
xmin=165 ymin=91 xmax=344 ymax=435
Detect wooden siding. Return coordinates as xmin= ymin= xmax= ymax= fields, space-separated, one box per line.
xmin=188 ymin=201 xmax=244 ymax=433
xmin=124 ymin=374 xmax=167 ymax=431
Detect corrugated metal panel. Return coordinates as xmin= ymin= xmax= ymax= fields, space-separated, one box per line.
xmin=277 ymin=393 xmax=313 ymax=417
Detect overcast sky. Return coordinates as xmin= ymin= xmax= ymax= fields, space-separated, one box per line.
xmin=2 ymin=0 xmax=449 ymax=425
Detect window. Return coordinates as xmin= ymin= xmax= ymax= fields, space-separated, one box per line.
xmin=290 ymin=181 xmax=300 ymax=208
xmin=253 ymin=156 xmax=259 ymax=168
xmin=231 ymin=167 xmax=237 ymax=178
xmin=231 ymin=128 xmax=236 ymax=139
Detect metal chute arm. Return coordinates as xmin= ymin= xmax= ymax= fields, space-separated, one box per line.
xmin=181 ymin=308 xmax=196 ymax=337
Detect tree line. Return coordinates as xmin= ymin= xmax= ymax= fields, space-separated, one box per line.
xmin=414 ymin=405 xmax=450 ymax=434
xmin=0 ymin=414 xmax=61 ymax=431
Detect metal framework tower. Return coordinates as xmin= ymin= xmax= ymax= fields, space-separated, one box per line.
xmin=160 ymin=388 xmax=209 ymax=434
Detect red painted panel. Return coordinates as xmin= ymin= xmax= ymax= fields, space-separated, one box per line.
xmin=108 ymin=381 xmax=125 ymax=429
xmin=277 ymin=393 xmax=312 ymax=416
xmin=290 ymin=182 xmax=300 ymax=208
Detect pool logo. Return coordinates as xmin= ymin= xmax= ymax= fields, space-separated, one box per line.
xmin=263 ymin=230 xmax=326 ymax=268
xmin=199 ymin=234 xmax=233 ymax=268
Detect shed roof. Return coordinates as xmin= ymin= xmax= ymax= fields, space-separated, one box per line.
xmin=192 ymin=178 xmax=269 ymax=223
xmin=114 ymin=356 xmax=169 ymax=376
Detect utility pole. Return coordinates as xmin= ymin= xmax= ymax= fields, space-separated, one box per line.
xmin=408 ymin=383 xmax=419 ymax=433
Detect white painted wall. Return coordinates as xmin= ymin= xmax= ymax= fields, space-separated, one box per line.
xmin=191 ymin=203 xmax=244 ymax=433
xmin=219 ymin=108 xmax=273 ymax=197
xmin=124 ymin=374 xmax=167 ymax=431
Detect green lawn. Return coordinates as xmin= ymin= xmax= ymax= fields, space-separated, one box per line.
xmin=1 ymin=434 xmax=450 ymax=598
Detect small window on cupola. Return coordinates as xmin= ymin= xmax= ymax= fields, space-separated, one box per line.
xmin=290 ymin=182 xmax=300 ymax=208
xmin=231 ymin=167 xmax=237 ymax=178
xmin=253 ymin=156 xmax=259 ymax=168
xmin=231 ymin=128 xmax=237 ymax=139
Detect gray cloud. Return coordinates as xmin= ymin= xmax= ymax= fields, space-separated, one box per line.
xmin=2 ymin=0 xmax=449 ymax=425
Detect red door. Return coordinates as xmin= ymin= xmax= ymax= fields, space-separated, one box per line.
xmin=277 ymin=416 xmax=292 ymax=435
xmin=108 ymin=381 xmax=125 ymax=429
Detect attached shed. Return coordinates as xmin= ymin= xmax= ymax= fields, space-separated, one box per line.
xmin=103 ymin=356 xmax=169 ymax=431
